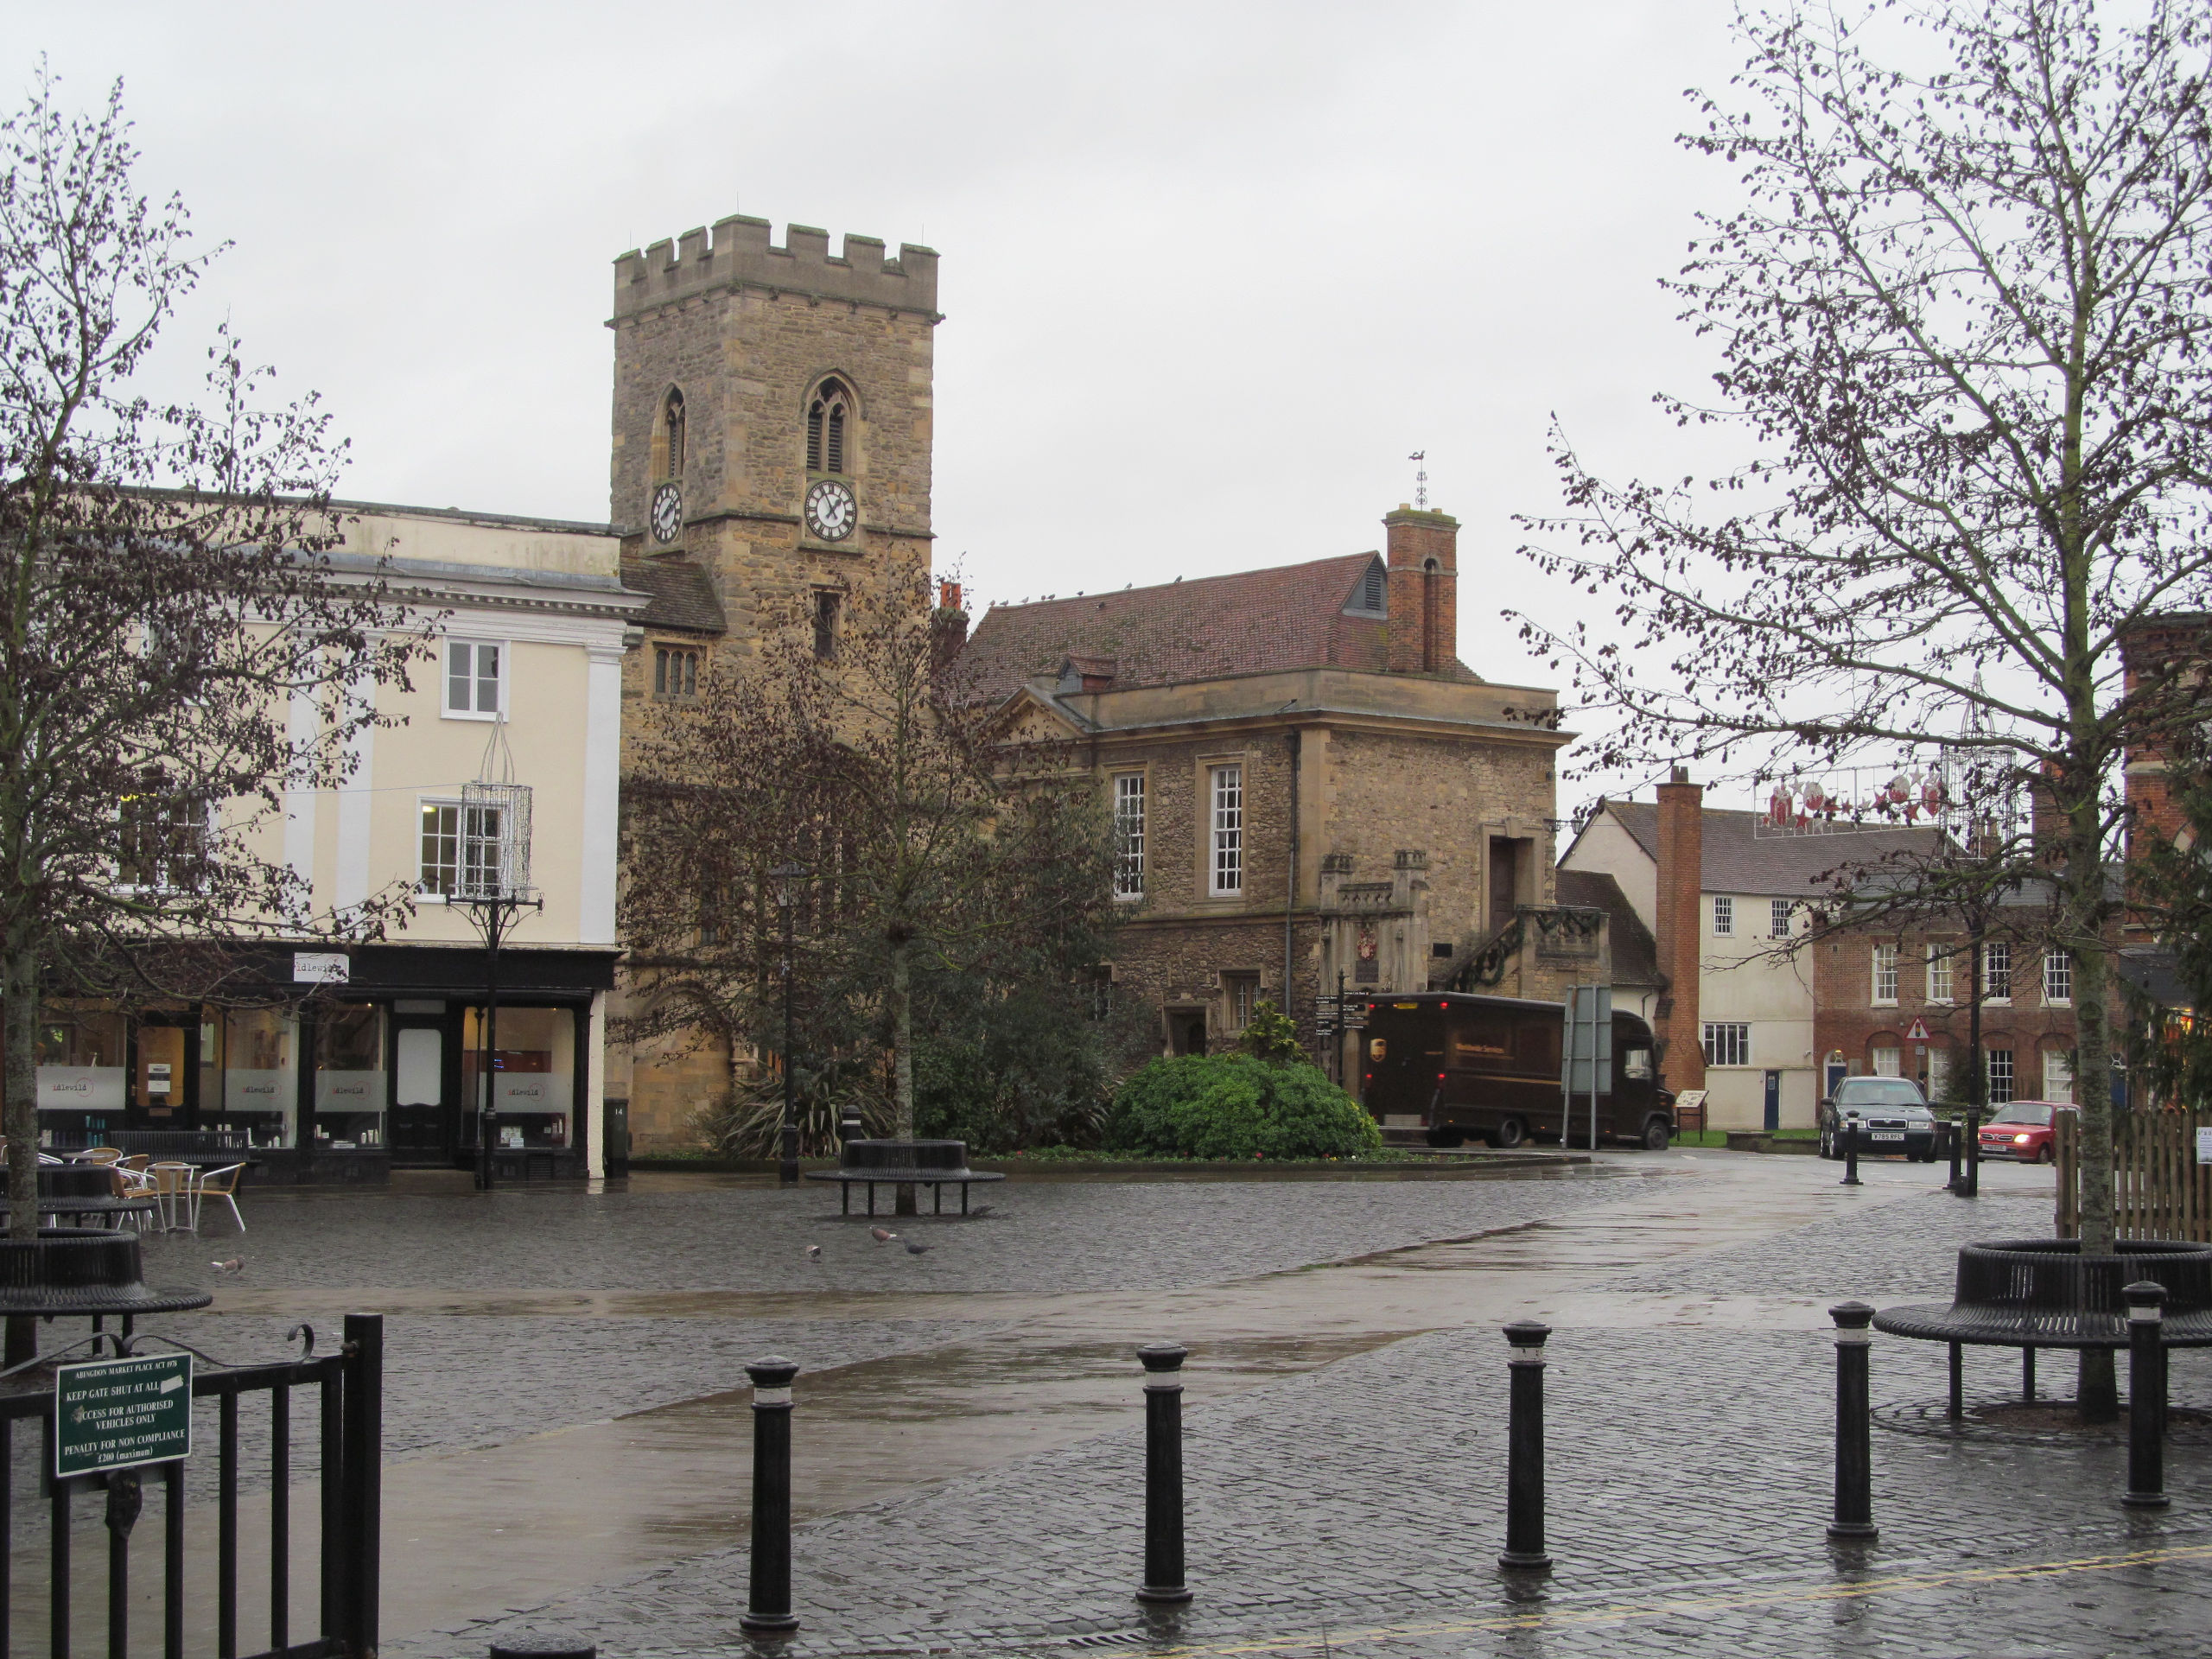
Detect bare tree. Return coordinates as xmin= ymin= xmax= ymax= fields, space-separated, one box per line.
xmin=0 ymin=72 xmax=423 ymax=1313
xmin=622 ymin=574 xmax=1119 ymax=1200
xmin=1513 ymin=2 xmax=2212 ymax=1415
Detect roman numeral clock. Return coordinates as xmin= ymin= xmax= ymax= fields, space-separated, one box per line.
xmin=804 ymin=479 xmax=856 ymax=543
xmin=650 ymin=480 xmax=683 ymax=545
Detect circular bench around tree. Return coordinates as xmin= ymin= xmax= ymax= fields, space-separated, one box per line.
xmin=803 ymin=1139 xmax=1005 ymax=1216
xmin=1875 ymin=1237 xmax=2212 ymax=1415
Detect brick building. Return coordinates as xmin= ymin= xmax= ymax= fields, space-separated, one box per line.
xmin=957 ymin=506 xmax=1599 ymax=1080
xmin=601 ymin=215 xmax=941 ymax=1147
xmin=1808 ymin=891 xmax=2085 ymax=1109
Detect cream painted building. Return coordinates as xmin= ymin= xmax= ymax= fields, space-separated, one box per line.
xmin=1560 ymin=799 xmax=1933 ymax=1132
xmin=35 ymin=501 xmax=645 ymax=1183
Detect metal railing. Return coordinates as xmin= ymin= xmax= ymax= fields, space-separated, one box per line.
xmin=1 ymin=1313 xmax=382 ymax=1659
xmin=42 ymin=1131 xmax=256 ymax=1157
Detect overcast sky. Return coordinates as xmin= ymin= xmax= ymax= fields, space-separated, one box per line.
xmin=10 ymin=0 xmax=1757 ymax=811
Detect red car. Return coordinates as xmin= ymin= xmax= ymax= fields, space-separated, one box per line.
xmin=1978 ymin=1102 xmax=2065 ymax=1163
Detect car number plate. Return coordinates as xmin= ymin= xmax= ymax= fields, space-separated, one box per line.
xmin=1872 ymin=1131 xmax=1904 ymax=1142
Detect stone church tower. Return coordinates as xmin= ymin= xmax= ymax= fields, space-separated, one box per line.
xmin=605 ymin=214 xmax=940 ymax=1152
xmin=607 ymin=215 xmax=939 ymax=679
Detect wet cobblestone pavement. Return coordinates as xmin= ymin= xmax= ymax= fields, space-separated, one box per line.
xmin=360 ymin=1159 xmax=2210 ymax=1659
xmin=132 ymin=1170 xmax=1634 ymax=1297
xmin=18 ymin=1153 xmax=2198 ymax=1657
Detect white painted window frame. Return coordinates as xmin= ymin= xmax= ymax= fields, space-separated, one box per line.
xmin=1209 ymin=764 xmax=1243 ymax=897
xmin=442 ymin=637 xmax=507 ymax=721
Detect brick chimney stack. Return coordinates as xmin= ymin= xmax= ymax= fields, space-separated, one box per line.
xmin=1383 ymin=505 xmax=1459 ymax=676
xmin=2029 ymin=759 xmax=2066 ymax=866
xmin=1653 ymin=766 xmax=1706 ymax=1094
xmin=931 ymin=580 xmax=969 ymax=672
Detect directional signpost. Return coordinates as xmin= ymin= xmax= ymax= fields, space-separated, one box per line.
xmin=1564 ymin=986 xmax=1613 ymax=1153
xmin=55 ymin=1352 xmax=192 ymax=1478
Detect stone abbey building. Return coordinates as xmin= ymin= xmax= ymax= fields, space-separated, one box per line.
xmin=599 ymin=210 xmax=1600 ymax=1147
xmin=957 ymin=509 xmax=1598 ymax=1090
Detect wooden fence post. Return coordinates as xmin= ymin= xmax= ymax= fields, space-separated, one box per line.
xmin=2062 ymin=1109 xmax=2212 ymax=1246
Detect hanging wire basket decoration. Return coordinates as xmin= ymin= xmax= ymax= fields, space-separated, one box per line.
xmin=457 ymin=779 xmax=534 ymax=902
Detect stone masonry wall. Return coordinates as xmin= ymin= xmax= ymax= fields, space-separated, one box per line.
xmin=1318 ymin=726 xmax=1556 ymax=956
xmin=1095 ymin=715 xmax=1562 ymax=1058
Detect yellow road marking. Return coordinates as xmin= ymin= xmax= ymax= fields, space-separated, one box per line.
xmin=1140 ymin=1541 xmax=2212 ymax=1656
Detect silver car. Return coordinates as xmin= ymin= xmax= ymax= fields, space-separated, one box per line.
xmin=1819 ymin=1076 xmax=1940 ymax=1161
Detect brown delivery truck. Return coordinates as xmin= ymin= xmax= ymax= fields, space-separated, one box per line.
xmin=1358 ymin=992 xmax=1675 ymax=1151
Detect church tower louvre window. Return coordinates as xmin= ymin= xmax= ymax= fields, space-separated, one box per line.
xmin=658 ymin=388 xmax=686 ymax=480
xmin=806 ymin=378 xmax=851 ymax=474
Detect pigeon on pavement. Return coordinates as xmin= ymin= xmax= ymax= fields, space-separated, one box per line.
xmin=904 ymin=1240 xmax=931 ymax=1255
xmin=870 ymin=1226 xmax=897 ymax=1243
xmin=806 ymin=1244 xmax=822 ymax=1259
xmin=209 ymin=1258 xmax=245 ymax=1274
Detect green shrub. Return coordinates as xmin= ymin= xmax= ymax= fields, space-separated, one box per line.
xmin=1105 ymin=1053 xmax=1383 ymax=1160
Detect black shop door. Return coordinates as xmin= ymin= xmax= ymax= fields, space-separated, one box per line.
xmin=389 ymin=1014 xmax=457 ymax=1166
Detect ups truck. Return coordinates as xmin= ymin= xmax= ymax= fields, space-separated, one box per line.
xmin=1359 ymin=992 xmax=1675 ymax=1151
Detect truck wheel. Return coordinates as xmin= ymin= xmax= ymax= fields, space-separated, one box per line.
xmin=1425 ymin=1127 xmax=1465 ymax=1148
xmin=1493 ymin=1116 xmax=1528 ymax=1149
xmin=1643 ymin=1118 xmax=1670 ymax=1152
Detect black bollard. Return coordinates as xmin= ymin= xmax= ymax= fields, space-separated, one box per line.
xmin=1945 ymin=1117 xmax=1962 ymax=1192
xmin=1499 ymin=1320 xmax=1553 ymax=1572
xmin=1840 ymin=1119 xmax=1861 ymax=1187
xmin=2123 ymin=1281 xmax=2170 ymax=1510
xmin=1963 ymin=1108 xmax=1981 ymax=1198
xmin=740 ymin=1357 xmax=801 ymax=1633
xmin=1827 ymin=1301 xmax=1878 ymax=1541
xmin=1135 ymin=1343 xmax=1193 ymax=1605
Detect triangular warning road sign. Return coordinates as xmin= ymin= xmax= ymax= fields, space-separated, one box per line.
xmin=1905 ymin=1017 xmax=1931 ymax=1042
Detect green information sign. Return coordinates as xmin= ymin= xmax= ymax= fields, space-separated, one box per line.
xmin=54 ymin=1352 xmax=193 ymax=1478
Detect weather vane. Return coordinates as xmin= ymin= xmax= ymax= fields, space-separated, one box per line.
xmin=1409 ymin=451 xmax=1427 ymax=511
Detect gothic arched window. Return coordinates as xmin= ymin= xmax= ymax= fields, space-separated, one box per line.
xmin=806 ymin=378 xmax=852 ymax=474
xmin=658 ymin=388 xmax=687 ymax=481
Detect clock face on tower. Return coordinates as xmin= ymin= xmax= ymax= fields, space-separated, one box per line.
xmin=804 ymin=478 xmax=857 ymax=543
xmin=650 ymin=481 xmax=683 ymax=544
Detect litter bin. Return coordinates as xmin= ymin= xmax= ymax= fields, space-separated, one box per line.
xmin=603 ymin=1098 xmax=631 ymax=1179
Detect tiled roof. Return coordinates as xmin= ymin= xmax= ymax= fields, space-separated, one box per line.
xmin=621 ymin=557 xmax=727 ymax=634
xmin=955 ymin=554 xmax=1476 ymax=702
xmin=1601 ymin=801 xmax=1942 ymax=896
xmin=1554 ymin=868 xmax=1662 ymax=988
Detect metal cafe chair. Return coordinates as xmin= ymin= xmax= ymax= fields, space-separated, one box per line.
xmin=146 ymin=1161 xmax=197 ymax=1232
xmin=195 ymin=1163 xmax=247 ymax=1233
xmin=75 ymin=1147 xmax=124 ymax=1166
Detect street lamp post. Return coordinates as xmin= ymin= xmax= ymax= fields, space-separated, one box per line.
xmin=454 ymin=732 xmax=539 ymax=1194
xmin=769 ymin=863 xmax=811 ymax=1188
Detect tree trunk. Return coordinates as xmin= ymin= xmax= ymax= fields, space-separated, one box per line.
xmin=889 ymin=933 xmax=917 ymax=1216
xmin=5 ymin=946 xmax=42 ymax=1367
xmin=2069 ymin=789 xmax=2120 ymax=1421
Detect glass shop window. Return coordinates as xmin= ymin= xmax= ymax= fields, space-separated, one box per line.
xmin=314 ymin=1003 xmax=386 ymax=1148
xmin=462 ymin=1005 xmax=575 ymax=1149
xmin=207 ymin=1007 xmax=297 ymax=1148
xmin=35 ymin=1008 xmax=129 ymax=1119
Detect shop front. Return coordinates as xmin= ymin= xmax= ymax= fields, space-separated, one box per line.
xmin=35 ymin=945 xmax=618 ymax=1184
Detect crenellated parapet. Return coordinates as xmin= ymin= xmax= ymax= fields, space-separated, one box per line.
xmin=611 ymin=215 xmax=940 ymax=321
